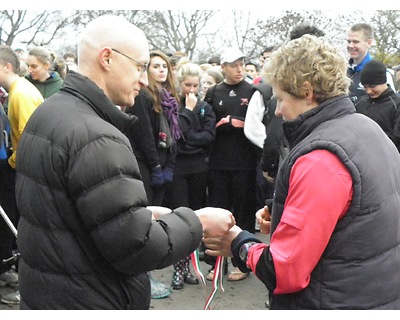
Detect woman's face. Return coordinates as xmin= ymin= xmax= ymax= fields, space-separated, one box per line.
xmin=26 ymin=55 xmax=50 ymax=82
xmin=201 ymin=74 xmax=216 ymax=96
xmin=273 ymin=85 xmax=310 ymax=121
xmin=180 ymin=75 xmax=200 ymax=96
xmin=148 ymin=56 xmax=168 ymax=84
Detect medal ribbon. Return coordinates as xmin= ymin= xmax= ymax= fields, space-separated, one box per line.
xmin=191 ymin=250 xmax=225 ymax=310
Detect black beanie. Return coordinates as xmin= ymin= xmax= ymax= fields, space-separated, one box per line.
xmin=360 ymin=60 xmax=387 ymax=85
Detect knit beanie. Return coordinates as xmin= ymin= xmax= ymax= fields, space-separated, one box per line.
xmin=360 ymin=60 xmax=387 ymax=85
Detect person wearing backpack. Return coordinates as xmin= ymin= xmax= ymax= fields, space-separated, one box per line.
xmin=203 ymin=48 xmax=259 ymax=282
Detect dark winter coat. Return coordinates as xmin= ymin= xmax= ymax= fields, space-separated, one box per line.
xmin=176 ymin=97 xmax=216 ymax=174
xmin=355 ymin=87 xmax=400 ymax=152
xmin=15 ymin=71 xmax=203 ymax=310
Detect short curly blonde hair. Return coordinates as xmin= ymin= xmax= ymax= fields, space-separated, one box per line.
xmin=263 ymin=35 xmax=350 ymax=103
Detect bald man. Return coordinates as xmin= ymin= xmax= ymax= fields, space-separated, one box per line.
xmin=15 ymin=15 xmax=234 ymax=310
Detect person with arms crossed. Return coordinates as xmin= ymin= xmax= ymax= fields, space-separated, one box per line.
xmin=14 ymin=15 xmax=234 ymax=310
xmin=204 ymin=34 xmax=400 ymax=309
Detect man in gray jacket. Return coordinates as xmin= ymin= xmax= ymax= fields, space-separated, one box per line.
xmin=15 ymin=15 xmax=234 ymax=310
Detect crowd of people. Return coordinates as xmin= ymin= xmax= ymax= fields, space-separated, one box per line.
xmin=0 ymin=14 xmax=400 ymax=310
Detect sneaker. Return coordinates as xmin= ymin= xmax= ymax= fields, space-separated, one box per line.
xmin=150 ymin=277 xmax=171 ymax=299
xmin=0 ymin=270 xmax=18 ymax=288
xmin=1 ymin=290 xmax=20 ymax=305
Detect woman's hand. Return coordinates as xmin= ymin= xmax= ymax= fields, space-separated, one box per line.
xmin=203 ymin=225 xmax=242 ymax=257
xmin=185 ymin=92 xmax=197 ymax=111
xmin=255 ymin=206 xmax=271 ymax=234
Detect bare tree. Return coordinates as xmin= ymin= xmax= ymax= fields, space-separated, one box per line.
xmin=139 ymin=10 xmax=216 ymax=60
xmin=3 ymin=10 xmax=398 ymax=69
xmin=371 ymin=10 xmax=400 ymax=66
xmin=225 ymin=10 xmax=343 ymax=62
xmin=0 ymin=10 xmax=73 ymax=48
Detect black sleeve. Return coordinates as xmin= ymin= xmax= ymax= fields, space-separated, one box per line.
xmin=231 ymin=230 xmax=262 ymax=272
xmin=261 ymin=99 xmax=284 ymax=176
xmin=125 ymin=92 xmax=160 ymax=170
xmin=231 ymin=230 xmax=277 ymax=293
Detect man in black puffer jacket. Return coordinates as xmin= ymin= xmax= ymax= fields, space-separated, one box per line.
xmin=14 ymin=15 xmax=234 ymax=310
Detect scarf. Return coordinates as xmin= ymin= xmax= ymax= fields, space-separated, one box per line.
xmin=160 ymin=88 xmax=182 ymax=140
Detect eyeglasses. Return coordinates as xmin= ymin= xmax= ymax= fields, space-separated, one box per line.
xmin=111 ymin=48 xmax=148 ymax=75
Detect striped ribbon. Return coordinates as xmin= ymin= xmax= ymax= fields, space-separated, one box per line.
xmin=190 ymin=250 xmax=225 ymax=310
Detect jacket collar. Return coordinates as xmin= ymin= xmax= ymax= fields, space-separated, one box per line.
xmin=61 ymin=71 xmax=137 ymax=133
xmin=283 ymin=95 xmax=355 ymax=149
xmin=348 ymin=52 xmax=372 ymax=74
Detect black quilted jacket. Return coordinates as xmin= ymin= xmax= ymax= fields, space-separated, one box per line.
xmin=15 ymin=71 xmax=203 ymax=309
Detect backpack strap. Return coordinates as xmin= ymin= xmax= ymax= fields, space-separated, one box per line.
xmin=204 ymin=83 xmax=218 ymax=105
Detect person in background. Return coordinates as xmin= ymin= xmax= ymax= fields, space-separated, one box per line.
xmin=394 ymin=64 xmax=400 ymax=95
xmin=289 ymin=24 xmax=325 ymax=40
xmin=25 ymin=46 xmax=63 ymax=99
xmin=244 ymin=61 xmax=259 ymax=83
xmin=204 ymin=34 xmax=400 ymax=310
xmin=0 ymin=45 xmax=44 ymax=305
xmin=125 ymin=50 xmax=182 ymax=300
xmin=17 ymin=61 xmax=28 ymax=77
xmin=355 ymin=59 xmax=400 ymax=152
xmin=169 ymin=51 xmax=187 ymax=91
xmin=347 ymin=23 xmax=395 ymax=104
xmin=12 ymin=46 xmax=28 ymax=78
xmin=0 ymin=100 xmax=18 ymax=303
xmin=52 ymin=57 xmax=68 ymax=80
xmin=204 ymin=47 xmax=259 ymax=282
xmin=14 ymin=15 xmax=234 ymax=310
xmin=253 ymin=46 xmax=275 ymax=85
xmin=63 ymin=51 xmax=78 ymax=72
xmin=207 ymin=55 xmax=220 ymax=67
xmin=200 ymin=66 xmax=223 ymax=100
xmin=199 ymin=63 xmax=212 ymax=72
xmin=252 ymin=23 xmax=327 ymax=206
xmin=13 ymin=46 xmax=28 ymax=66
xmin=163 ymin=61 xmax=216 ymax=290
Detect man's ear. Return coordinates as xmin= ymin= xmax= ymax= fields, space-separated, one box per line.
xmin=99 ymin=47 xmax=112 ymax=69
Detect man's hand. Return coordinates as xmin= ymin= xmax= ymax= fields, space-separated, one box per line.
xmin=203 ymin=225 xmax=242 ymax=257
xmin=195 ymin=207 xmax=236 ymax=237
xmin=255 ymin=206 xmax=271 ymax=234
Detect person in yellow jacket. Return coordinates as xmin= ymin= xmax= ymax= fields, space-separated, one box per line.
xmin=0 ymin=45 xmax=44 ymax=169
xmin=0 ymin=44 xmax=43 ymax=305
